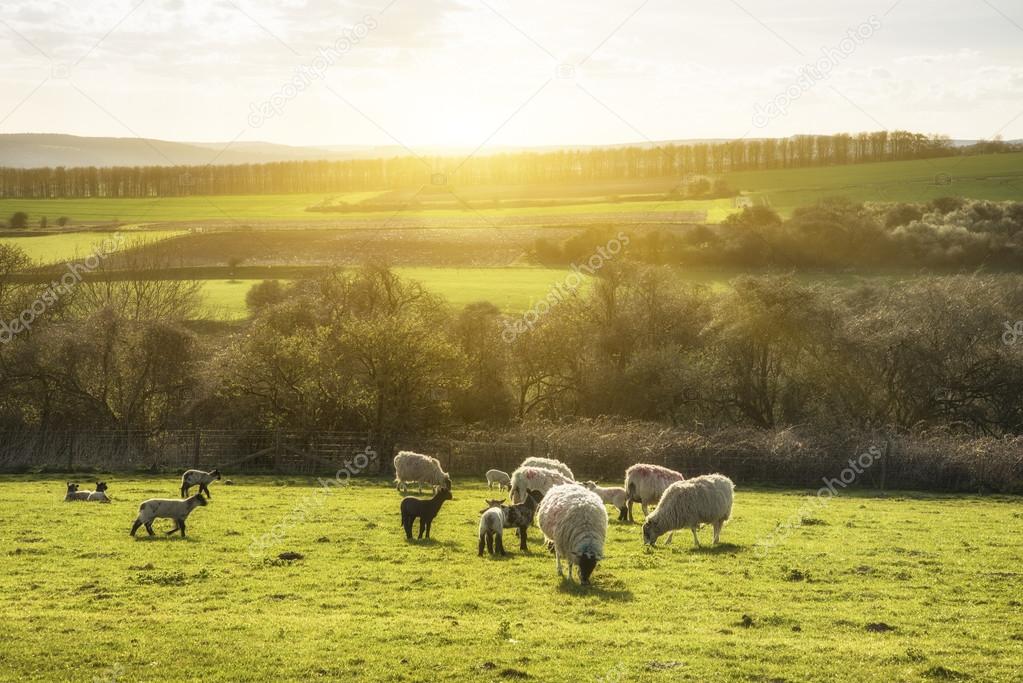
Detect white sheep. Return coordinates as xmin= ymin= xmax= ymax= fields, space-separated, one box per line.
xmin=624 ymin=463 xmax=686 ymax=522
xmin=642 ymin=474 xmax=734 ymax=547
xmin=393 ymin=451 xmax=451 ymax=494
xmin=520 ymin=456 xmax=574 ymax=480
xmin=477 ymin=506 xmax=506 ymax=556
xmin=485 ymin=469 xmax=511 ymax=490
xmin=583 ymin=481 xmax=628 ymax=521
xmin=180 ymin=469 xmax=221 ymax=498
xmin=64 ymin=481 xmax=110 ymax=502
xmin=130 ymin=493 xmax=208 ymax=537
xmin=537 ymin=484 xmax=607 ymax=584
xmin=509 ymin=466 xmax=575 ymax=505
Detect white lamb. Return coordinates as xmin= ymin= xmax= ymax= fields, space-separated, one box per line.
xmin=477 ymin=506 xmax=506 ymax=556
xmin=180 ymin=468 xmax=221 ymax=498
xmin=624 ymin=463 xmax=686 ymax=522
xmin=130 ymin=493 xmax=208 ymax=537
xmin=393 ymin=451 xmax=451 ymax=494
xmin=537 ymin=484 xmax=607 ymax=584
xmin=520 ymin=456 xmax=574 ymax=480
xmin=583 ymin=481 xmax=628 ymax=521
xmin=485 ymin=469 xmax=511 ymax=490
xmin=509 ymin=466 xmax=575 ymax=505
xmin=642 ymin=474 xmax=734 ymax=547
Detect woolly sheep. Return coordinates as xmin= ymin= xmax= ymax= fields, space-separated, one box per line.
xmin=478 ymin=507 xmax=506 ymax=556
xmin=485 ymin=469 xmax=511 ymax=490
xmin=642 ymin=474 xmax=734 ymax=547
xmin=180 ymin=469 xmax=221 ymax=498
xmin=583 ymin=481 xmax=628 ymax=521
xmin=393 ymin=451 xmax=451 ymax=494
xmin=520 ymin=456 xmax=574 ymax=480
xmin=624 ymin=463 xmax=686 ymax=522
xmin=509 ymin=466 xmax=575 ymax=505
xmin=537 ymin=484 xmax=607 ymax=584
xmin=130 ymin=493 xmax=208 ymax=537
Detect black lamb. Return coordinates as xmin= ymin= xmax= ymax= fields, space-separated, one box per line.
xmin=482 ymin=489 xmax=543 ymax=551
xmin=400 ymin=484 xmax=453 ymax=540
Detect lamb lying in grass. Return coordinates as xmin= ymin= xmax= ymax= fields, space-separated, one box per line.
xmin=64 ymin=481 xmax=110 ymax=502
xmin=130 ymin=493 xmax=208 ymax=537
xmin=642 ymin=474 xmax=734 ymax=547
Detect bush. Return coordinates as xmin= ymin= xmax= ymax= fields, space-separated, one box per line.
xmin=9 ymin=212 xmax=28 ymax=229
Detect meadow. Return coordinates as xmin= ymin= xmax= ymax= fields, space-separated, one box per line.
xmin=1 ymin=476 xmax=1020 ymax=682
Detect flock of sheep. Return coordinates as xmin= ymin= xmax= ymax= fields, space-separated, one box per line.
xmin=395 ymin=452 xmax=735 ymax=585
xmin=61 ymin=453 xmax=734 ymax=586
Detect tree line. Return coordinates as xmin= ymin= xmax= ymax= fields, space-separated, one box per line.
xmin=1 ymin=131 xmax=1012 ymax=199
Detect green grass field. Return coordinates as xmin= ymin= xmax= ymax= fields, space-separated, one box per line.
xmin=0 ymin=229 xmax=187 ymax=264
xmin=1 ymin=476 xmax=1020 ymax=681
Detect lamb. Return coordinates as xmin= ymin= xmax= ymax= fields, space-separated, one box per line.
xmin=180 ymin=468 xmax=221 ymax=498
xmin=481 ymin=489 xmax=543 ymax=551
xmin=642 ymin=474 xmax=734 ymax=547
xmin=400 ymin=484 xmax=453 ymax=540
xmin=520 ymin=456 xmax=574 ymax=480
xmin=509 ymin=466 xmax=574 ymax=505
xmin=536 ymin=484 xmax=607 ymax=585
xmin=485 ymin=469 xmax=511 ymax=490
xmin=478 ymin=507 xmax=506 ymax=556
xmin=393 ymin=451 xmax=451 ymax=494
xmin=624 ymin=463 xmax=686 ymax=522
xmin=64 ymin=482 xmax=85 ymax=501
xmin=130 ymin=493 xmax=208 ymax=537
xmin=583 ymin=481 xmax=628 ymax=521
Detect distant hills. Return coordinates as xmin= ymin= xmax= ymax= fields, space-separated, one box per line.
xmin=0 ymin=133 xmax=1017 ymax=169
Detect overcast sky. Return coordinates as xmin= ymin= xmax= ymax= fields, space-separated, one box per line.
xmin=1 ymin=0 xmax=1022 ymax=149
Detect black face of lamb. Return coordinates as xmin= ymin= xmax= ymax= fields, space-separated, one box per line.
xmin=578 ymin=553 xmax=597 ymax=584
xmin=96 ymin=482 xmax=108 ymax=492
xmin=212 ymin=469 xmax=221 ymax=479
xmin=66 ymin=483 xmax=78 ymax=493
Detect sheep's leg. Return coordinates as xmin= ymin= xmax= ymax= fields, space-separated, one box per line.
xmin=665 ymin=531 xmax=674 ymax=546
xmin=618 ymin=506 xmax=628 ymax=522
xmin=626 ymin=500 xmax=634 ymax=523
xmin=417 ymin=519 xmax=425 ymax=540
xmin=518 ymin=526 xmax=528 ymax=551
xmin=165 ymin=522 xmax=179 ymax=535
xmin=180 ymin=484 xmax=187 ymax=497
xmin=712 ymin=521 xmax=722 ymax=544
xmin=486 ymin=533 xmax=494 ymax=555
xmin=200 ymin=484 xmax=211 ymax=498
xmin=130 ymin=519 xmax=142 ymax=536
xmin=568 ymin=562 xmax=574 ymax=582
xmin=478 ymin=535 xmax=485 ymax=556
xmin=417 ymin=481 xmax=422 ymax=494
xmin=691 ymin=527 xmax=701 ymax=547
xmin=641 ymin=503 xmax=649 ymax=519
xmin=496 ymin=533 xmax=505 ymax=556
xmin=179 ymin=519 xmax=187 ymax=537
xmin=402 ymin=515 xmax=413 ymax=540
xmin=555 ymin=549 xmax=564 ymax=577
xmin=425 ymin=519 xmax=432 ymax=539
xmin=144 ymin=522 xmax=155 ymax=536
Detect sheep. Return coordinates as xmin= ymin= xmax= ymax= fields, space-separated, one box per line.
xmin=583 ymin=481 xmax=628 ymax=521
xmin=86 ymin=481 xmax=111 ymax=502
xmin=393 ymin=451 xmax=451 ymax=494
xmin=478 ymin=507 xmax=506 ymax=557
xmin=536 ymin=484 xmax=607 ymax=585
xmin=485 ymin=469 xmax=511 ymax=490
xmin=642 ymin=474 xmax=734 ymax=547
xmin=481 ymin=489 xmax=543 ymax=551
xmin=520 ymin=456 xmax=574 ymax=481
xmin=64 ymin=482 xmax=86 ymax=501
xmin=509 ymin=466 xmax=574 ymax=505
xmin=180 ymin=469 xmax=221 ymax=498
xmin=624 ymin=463 xmax=686 ymax=522
xmin=130 ymin=493 xmax=208 ymax=537
xmin=400 ymin=484 xmax=453 ymax=540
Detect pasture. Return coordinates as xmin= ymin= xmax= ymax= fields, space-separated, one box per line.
xmin=1 ymin=476 xmax=1020 ymax=682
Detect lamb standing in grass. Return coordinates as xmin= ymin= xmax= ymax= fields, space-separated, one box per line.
xmin=583 ymin=481 xmax=628 ymax=521
xmin=477 ymin=507 xmax=506 ymax=557
xmin=509 ymin=466 xmax=574 ymax=505
xmin=642 ymin=474 xmax=734 ymax=547
xmin=624 ymin=463 xmax=686 ymax=522
xmin=485 ymin=469 xmax=511 ymax=490
xmin=400 ymin=484 xmax=453 ymax=540
xmin=393 ymin=451 xmax=451 ymax=494
xmin=130 ymin=493 xmax=208 ymax=537
xmin=520 ymin=456 xmax=574 ymax=480
xmin=537 ymin=484 xmax=607 ymax=585
xmin=180 ymin=469 xmax=221 ymax=498
xmin=481 ymin=489 xmax=543 ymax=551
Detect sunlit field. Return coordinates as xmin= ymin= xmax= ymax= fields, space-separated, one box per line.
xmin=2 ymin=476 xmax=1020 ymax=682
xmin=0 ymin=229 xmax=186 ymax=264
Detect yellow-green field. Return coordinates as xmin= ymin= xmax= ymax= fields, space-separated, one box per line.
xmin=0 ymin=229 xmax=187 ymax=264
xmin=1 ymin=476 xmax=1020 ymax=681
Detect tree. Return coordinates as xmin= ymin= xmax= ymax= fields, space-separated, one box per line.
xmin=10 ymin=212 xmax=28 ymax=229
xmin=56 ymin=216 xmax=70 ymax=227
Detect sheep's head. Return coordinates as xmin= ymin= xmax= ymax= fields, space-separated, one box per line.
xmin=479 ymin=499 xmax=504 ymax=513
xmin=66 ymin=482 xmax=79 ymax=492
xmin=578 ymin=551 xmax=598 ymax=584
xmin=583 ymin=481 xmax=597 ymax=490
xmin=642 ymin=520 xmax=660 ymax=546
xmin=194 ymin=493 xmax=209 ymax=506
xmin=211 ymin=469 xmax=222 ymax=480
xmin=95 ymin=482 xmax=108 ymax=492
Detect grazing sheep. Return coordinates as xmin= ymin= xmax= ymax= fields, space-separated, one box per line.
xmin=130 ymin=493 xmax=208 ymax=537
xmin=624 ymin=463 xmax=686 ymax=522
xmin=482 ymin=489 xmax=543 ymax=551
xmin=520 ymin=456 xmax=574 ymax=480
xmin=400 ymin=484 xmax=453 ymax=540
xmin=583 ymin=481 xmax=628 ymax=521
xmin=509 ymin=466 xmax=574 ymax=505
xmin=642 ymin=474 xmax=734 ymax=547
xmin=537 ymin=484 xmax=607 ymax=585
xmin=393 ymin=451 xmax=451 ymax=494
xmin=485 ymin=469 xmax=511 ymax=490
xmin=478 ymin=507 xmax=506 ymax=557
xmin=180 ymin=469 xmax=221 ymax=498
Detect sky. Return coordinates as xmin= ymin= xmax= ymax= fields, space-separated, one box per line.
xmin=1 ymin=0 xmax=1022 ymax=150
